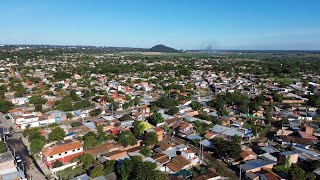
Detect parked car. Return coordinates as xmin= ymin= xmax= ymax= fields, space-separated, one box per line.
xmin=15 ymin=156 xmax=22 ymax=163
xmin=4 ymin=129 xmax=10 ymax=135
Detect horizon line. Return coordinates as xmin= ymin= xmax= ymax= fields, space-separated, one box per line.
xmin=1 ymin=43 xmax=320 ymax=51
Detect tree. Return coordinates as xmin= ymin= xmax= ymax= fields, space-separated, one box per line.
xmin=118 ymin=156 xmax=167 ymax=180
xmin=90 ymin=165 xmax=104 ymax=178
xmin=79 ymin=154 xmax=95 ymax=170
xmin=29 ymin=95 xmax=47 ymax=111
xmin=73 ymin=99 xmax=92 ymax=110
xmin=0 ymin=100 xmax=14 ymax=113
xmin=48 ymin=127 xmax=66 ymax=142
xmin=89 ymin=108 xmax=102 ymax=116
xmin=143 ymin=132 xmax=158 ymax=146
xmin=139 ymin=147 xmax=151 ymax=157
xmin=132 ymin=122 xmax=145 ymax=138
xmin=212 ymin=135 xmax=241 ymax=159
xmin=97 ymin=125 xmax=105 ymax=142
xmin=167 ymin=107 xmax=179 ymax=115
xmin=53 ymin=71 xmax=72 ymax=81
xmin=118 ymin=158 xmax=134 ymax=180
xmin=109 ymin=102 xmax=119 ymax=111
xmin=149 ymin=112 xmax=164 ymax=126
xmin=104 ymin=160 xmax=116 ymax=174
xmin=0 ymin=141 xmax=6 ymax=153
xmin=191 ymin=101 xmax=202 ymax=110
xmin=118 ymin=130 xmax=137 ymax=147
xmin=155 ymin=96 xmax=179 ymax=108
xmin=288 ymin=165 xmax=308 ymax=180
xmin=272 ymin=93 xmax=284 ymax=102
xmin=125 ymin=94 xmax=132 ymax=101
xmin=53 ymin=160 xmax=63 ymax=168
xmin=119 ymin=114 xmax=133 ymax=121
xmin=54 ymin=97 xmax=73 ymax=111
xmin=71 ymin=121 xmax=82 ymax=127
xmin=83 ymin=132 xmax=97 ymax=148
xmin=163 ymin=124 xmax=170 ymax=132
xmin=30 ymin=139 xmax=45 ymax=155
xmin=70 ymin=90 xmax=80 ymax=101
xmin=193 ymin=120 xmax=208 ymax=136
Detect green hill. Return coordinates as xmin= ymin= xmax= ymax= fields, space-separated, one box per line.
xmin=149 ymin=44 xmax=180 ymax=53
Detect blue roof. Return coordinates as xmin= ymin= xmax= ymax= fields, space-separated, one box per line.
xmin=186 ymin=134 xmax=202 ymax=140
xmin=279 ymin=151 xmax=297 ymax=156
xmin=66 ymin=132 xmax=75 ymax=136
xmin=199 ymin=139 xmax=215 ymax=148
xmin=240 ymin=159 xmax=276 ymax=171
xmin=261 ymin=146 xmax=280 ymax=153
xmin=84 ymin=122 xmax=96 ymax=130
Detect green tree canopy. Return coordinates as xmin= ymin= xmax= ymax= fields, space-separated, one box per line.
xmin=132 ymin=122 xmax=145 ymax=138
xmin=90 ymin=165 xmax=104 ymax=178
xmin=143 ymin=132 xmax=158 ymax=146
xmin=0 ymin=100 xmax=14 ymax=113
xmin=118 ymin=130 xmax=137 ymax=147
xmin=155 ymin=96 xmax=179 ymax=108
xmin=78 ymin=153 xmax=96 ymax=170
xmin=167 ymin=106 xmax=179 ymax=115
xmin=48 ymin=127 xmax=66 ymax=142
xmin=191 ymin=101 xmax=202 ymax=110
xmin=149 ymin=112 xmax=164 ymax=126
xmin=104 ymin=160 xmax=116 ymax=175
xmin=139 ymin=147 xmax=151 ymax=157
xmin=53 ymin=160 xmax=63 ymax=168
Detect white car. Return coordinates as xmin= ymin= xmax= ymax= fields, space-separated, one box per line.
xmin=15 ymin=156 xmax=22 ymax=163
xmin=4 ymin=129 xmax=10 ymax=135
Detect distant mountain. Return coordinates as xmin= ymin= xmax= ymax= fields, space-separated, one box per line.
xmin=149 ymin=44 xmax=180 ymax=53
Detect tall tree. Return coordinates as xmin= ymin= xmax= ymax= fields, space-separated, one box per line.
xmin=118 ymin=130 xmax=137 ymax=147
xmin=48 ymin=127 xmax=66 ymax=142
xmin=149 ymin=112 xmax=164 ymax=126
xmin=143 ymin=132 xmax=158 ymax=146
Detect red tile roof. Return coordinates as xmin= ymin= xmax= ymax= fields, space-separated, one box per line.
xmin=42 ymin=141 xmax=82 ymax=157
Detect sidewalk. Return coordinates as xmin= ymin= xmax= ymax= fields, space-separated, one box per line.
xmin=21 ymin=137 xmax=51 ymax=180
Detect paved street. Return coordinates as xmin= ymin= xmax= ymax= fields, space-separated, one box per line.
xmin=165 ymin=134 xmax=239 ymax=180
xmin=0 ymin=113 xmax=46 ymax=180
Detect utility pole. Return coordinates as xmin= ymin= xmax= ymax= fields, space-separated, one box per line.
xmin=198 ymin=143 xmax=202 ymax=162
xmin=111 ymin=104 xmax=114 ymax=117
xmin=201 ymin=143 xmax=204 ymax=160
xmin=21 ymin=161 xmax=25 ymax=173
xmin=3 ymin=126 xmax=5 ymax=143
xmin=239 ymin=164 xmax=242 ymax=180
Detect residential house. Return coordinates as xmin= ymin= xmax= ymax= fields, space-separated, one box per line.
xmin=278 ymin=151 xmax=298 ymax=165
xmin=241 ymin=150 xmax=258 ymax=161
xmin=0 ymin=152 xmax=26 ymax=180
xmin=239 ymin=159 xmax=277 ymax=173
xmin=41 ymin=140 xmax=83 ymax=167
xmin=152 ymin=154 xmax=170 ymax=171
xmin=152 ymin=127 xmax=164 ymax=141
xmin=166 ymin=155 xmax=192 ymax=174
xmin=84 ymin=142 xmax=119 ymax=157
xmin=102 ymin=150 xmax=128 ymax=161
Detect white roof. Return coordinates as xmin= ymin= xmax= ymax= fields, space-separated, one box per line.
xmin=210 ymin=125 xmax=243 ymax=137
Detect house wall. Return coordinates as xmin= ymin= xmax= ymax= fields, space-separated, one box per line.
xmin=45 ymin=147 xmax=83 ymax=164
xmin=279 ymin=154 xmax=298 ymax=165
xmin=245 ymin=164 xmax=275 ymax=173
xmin=156 ymin=130 xmax=163 ymax=141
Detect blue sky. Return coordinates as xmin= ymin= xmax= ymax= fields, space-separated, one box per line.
xmin=1 ymin=0 xmax=320 ymax=50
